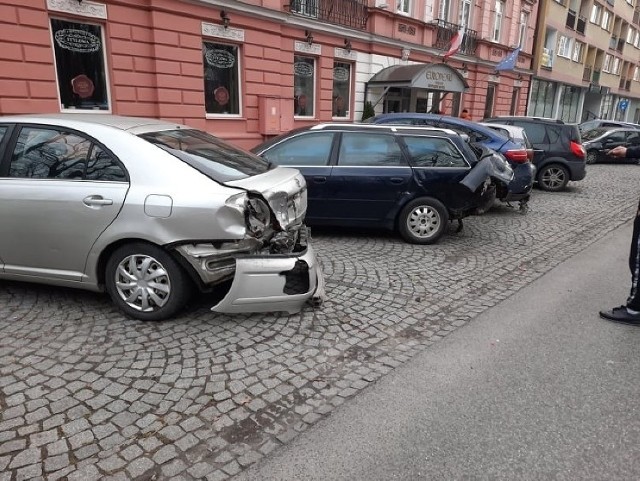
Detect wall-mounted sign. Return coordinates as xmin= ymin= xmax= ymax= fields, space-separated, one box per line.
xmin=55 ymin=29 xmax=101 ymax=52
xmin=205 ymin=48 xmax=235 ymax=68
xmin=201 ymin=22 xmax=245 ymax=42
xmin=47 ymin=0 xmax=107 ymax=19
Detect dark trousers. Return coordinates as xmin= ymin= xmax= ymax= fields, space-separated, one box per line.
xmin=627 ymin=200 xmax=640 ymax=310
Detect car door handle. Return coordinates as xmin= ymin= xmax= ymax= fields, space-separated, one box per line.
xmin=83 ymin=195 xmax=113 ymax=206
xmin=389 ymin=177 xmax=405 ymax=184
xmin=312 ymin=176 xmax=327 ymax=183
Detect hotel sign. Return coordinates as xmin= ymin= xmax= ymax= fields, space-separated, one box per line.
xmin=412 ymin=64 xmax=467 ymax=92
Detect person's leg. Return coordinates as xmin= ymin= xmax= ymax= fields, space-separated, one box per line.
xmin=627 ymin=201 xmax=640 ymax=310
xmin=600 ymin=200 xmax=640 ymax=325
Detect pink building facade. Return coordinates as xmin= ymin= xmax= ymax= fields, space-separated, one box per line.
xmin=0 ymin=0 xmax=539 ymax=149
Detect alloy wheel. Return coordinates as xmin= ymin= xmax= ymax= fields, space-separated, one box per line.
xmin=540 ymin=166 xmax=567 ymax=191
xmin=407 ymin=205 xmax=441 ymax=240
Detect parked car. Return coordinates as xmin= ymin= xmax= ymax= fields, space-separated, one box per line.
xmin=579 ymin=119 xmax=640 ymax=134
xmin=0 ymin=114 xmax=324 ymax=321
xmin=483 ymin=116 xmax=586 ymax=191
xmin=478 ymin=122 xmax=534 ymax=162
xmin=364 ymin=113 xmax=534 ymax=208
xmin=582 ymin=127 xmax=640 ymax=164
xmin=252 ymin=123 xmax=514 ymax=245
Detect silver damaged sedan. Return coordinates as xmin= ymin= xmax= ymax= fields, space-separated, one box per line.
xmin=0 ymin=114 xmax=325 ymax=321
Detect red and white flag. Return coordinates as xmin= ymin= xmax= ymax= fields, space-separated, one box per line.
xmin=443 ymin=27 xmax=465 ymax=59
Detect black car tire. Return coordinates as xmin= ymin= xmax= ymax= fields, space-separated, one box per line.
xmin=398 ymin=197 xmax=449 ymax=245
xmin=105 ymin=242 xmax=192 ymax=321
xmin=537 ymin=164 xmax=569 ymax=192
xmin=586 ymin=150 xmax=598 ymax=165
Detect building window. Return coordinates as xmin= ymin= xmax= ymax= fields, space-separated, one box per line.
xmin=483 ymin=84 xmax=496 ymax=118
xmin=332 ymin=62 xmax=351 ymax=118
xmin=397 ymin=0 xmax=411 ymax=14
xmin=634 ymin=66 xmax=640 ymax=82
xmin=294 ymin=56 xmax=315 ymax=117
xmin=590 ymin=3 xmax=601 ymax=24
xmin=203 ymin=42 xmax=241 ymax=115
xmin=572 ymin=41 xmax=584 ymax=62
xmin=603 ymin=53 xmax=612 ymax=72
xmin=612 ymin=57 xmax=621 ymax=75
xmin=291 ymin=0 xmax=319 ymax=18
xmin=518 ymin=11 xmax=529 ymax=49
xmin=601 ymin=10 xmax=611 ymax=31
xmin=529 ymin=79 xmax=557 ymax=117
xmin=50 ymin=18 xmax=110 ymax=111
xmin=492 ymin=1 xmax=505 ymax=42
xmin=627 ymin=28 xmax=635 ymax=44
xmin=459 ymin=0 xmax=472 ymax=28
xmin=557 ymin=85 xmax=580 ymax=123
xmin=557 ymin=35 xmax=571 ymax=58
xmin=509 ymin=87 xmax=520 ymax=115
xmin=438 ymin=0 xmax=451 ymax=21
xmin=634 ymin=31 xmax=640 ymax=48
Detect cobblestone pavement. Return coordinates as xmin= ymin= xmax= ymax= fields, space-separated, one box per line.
xmin=1 ymin=163 xmax=639 ymax=480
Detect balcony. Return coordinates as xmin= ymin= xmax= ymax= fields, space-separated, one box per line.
xmin=432 ymin=19 xmax=478 ymax=56
xmin=576 ymin=15 xmax=587 ymax=34
xmin=288 ymin=0 xmax=368 ymax=30
xmin=566 ymin=9 xmax=576 ymax=29
xmin=619 ymin=78 xmax=631 ymax=90
xmin=583 ymin=66 xmax=592 ymax=82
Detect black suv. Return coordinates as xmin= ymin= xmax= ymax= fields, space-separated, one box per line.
xmin=483 ymin=116 xmax=586 ymax=191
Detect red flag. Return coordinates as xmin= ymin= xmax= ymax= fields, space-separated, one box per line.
xmin=443 ymin=27 xmax=465 ymax=59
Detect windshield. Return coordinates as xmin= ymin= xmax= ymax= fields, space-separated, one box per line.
xmin=140 ymin=129 xmax=270 ymax=182
xmin=581 ymin=128 xmax=610 ymax=141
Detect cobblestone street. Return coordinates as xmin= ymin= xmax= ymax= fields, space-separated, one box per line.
xmin=1 ymin=163 xmax=639 ymax=481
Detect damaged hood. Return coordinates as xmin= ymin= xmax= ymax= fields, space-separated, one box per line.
xmin=226 ymin=166 xmax=308 ymax=229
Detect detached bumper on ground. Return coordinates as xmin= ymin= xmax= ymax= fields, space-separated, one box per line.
xmin=211 ymin=243 xmax=325 ymax=314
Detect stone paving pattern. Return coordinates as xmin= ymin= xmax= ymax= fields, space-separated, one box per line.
xmin=1 ymin=164 xmax=639 ymax=480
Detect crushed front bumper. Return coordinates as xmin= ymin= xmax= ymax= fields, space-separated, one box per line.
xmin=211 ymin=242 xmax=325 ymax=314
xmin=175 ymin=227 xmax=326 ymax=315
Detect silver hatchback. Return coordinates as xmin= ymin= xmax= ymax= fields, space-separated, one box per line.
xmin=0 ymin=114 xmax=324 ymax=321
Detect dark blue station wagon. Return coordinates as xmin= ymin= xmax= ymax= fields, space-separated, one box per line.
xmin=252 ymin=124 xmax=509 ymax=244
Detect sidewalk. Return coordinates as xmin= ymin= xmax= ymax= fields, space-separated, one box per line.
xmin=236 ymin=221 xmax=640 ymax=480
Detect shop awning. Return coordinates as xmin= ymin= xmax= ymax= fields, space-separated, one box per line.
xmin=367 ymin=63 xmax=469 ymax=93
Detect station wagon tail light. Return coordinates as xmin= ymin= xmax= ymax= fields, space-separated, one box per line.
xmin=503 ymin=149 xmax=529 ymax=163
xmin=570 ymin=140 xmax=586 ymax=159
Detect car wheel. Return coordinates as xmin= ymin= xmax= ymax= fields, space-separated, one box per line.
xmin=537 ymin=164 xmax=569 ymax=192
xmin=105 ymin=242 xmax=192 ymax=321
xmin=398 ymin=197 xmax=449 ymax=244
xmin=586 ymin=150 xmax=598 ymax=164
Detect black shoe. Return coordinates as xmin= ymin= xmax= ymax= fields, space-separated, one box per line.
xmin=599 ymin=306 xmax=640 ymax=326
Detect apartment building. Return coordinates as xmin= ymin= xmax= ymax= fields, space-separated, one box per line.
xmin=531 ymin=0 xmax=640 ymax=123
xmin=1 ymin=0 xmax=538 ymax=148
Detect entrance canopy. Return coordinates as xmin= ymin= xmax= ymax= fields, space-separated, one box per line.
xmin=367 ymin=63 xmax=469 ymax=92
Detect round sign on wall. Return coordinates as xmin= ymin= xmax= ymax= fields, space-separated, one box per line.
xmin=71 ymin=74 xmax=95 ymax=99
